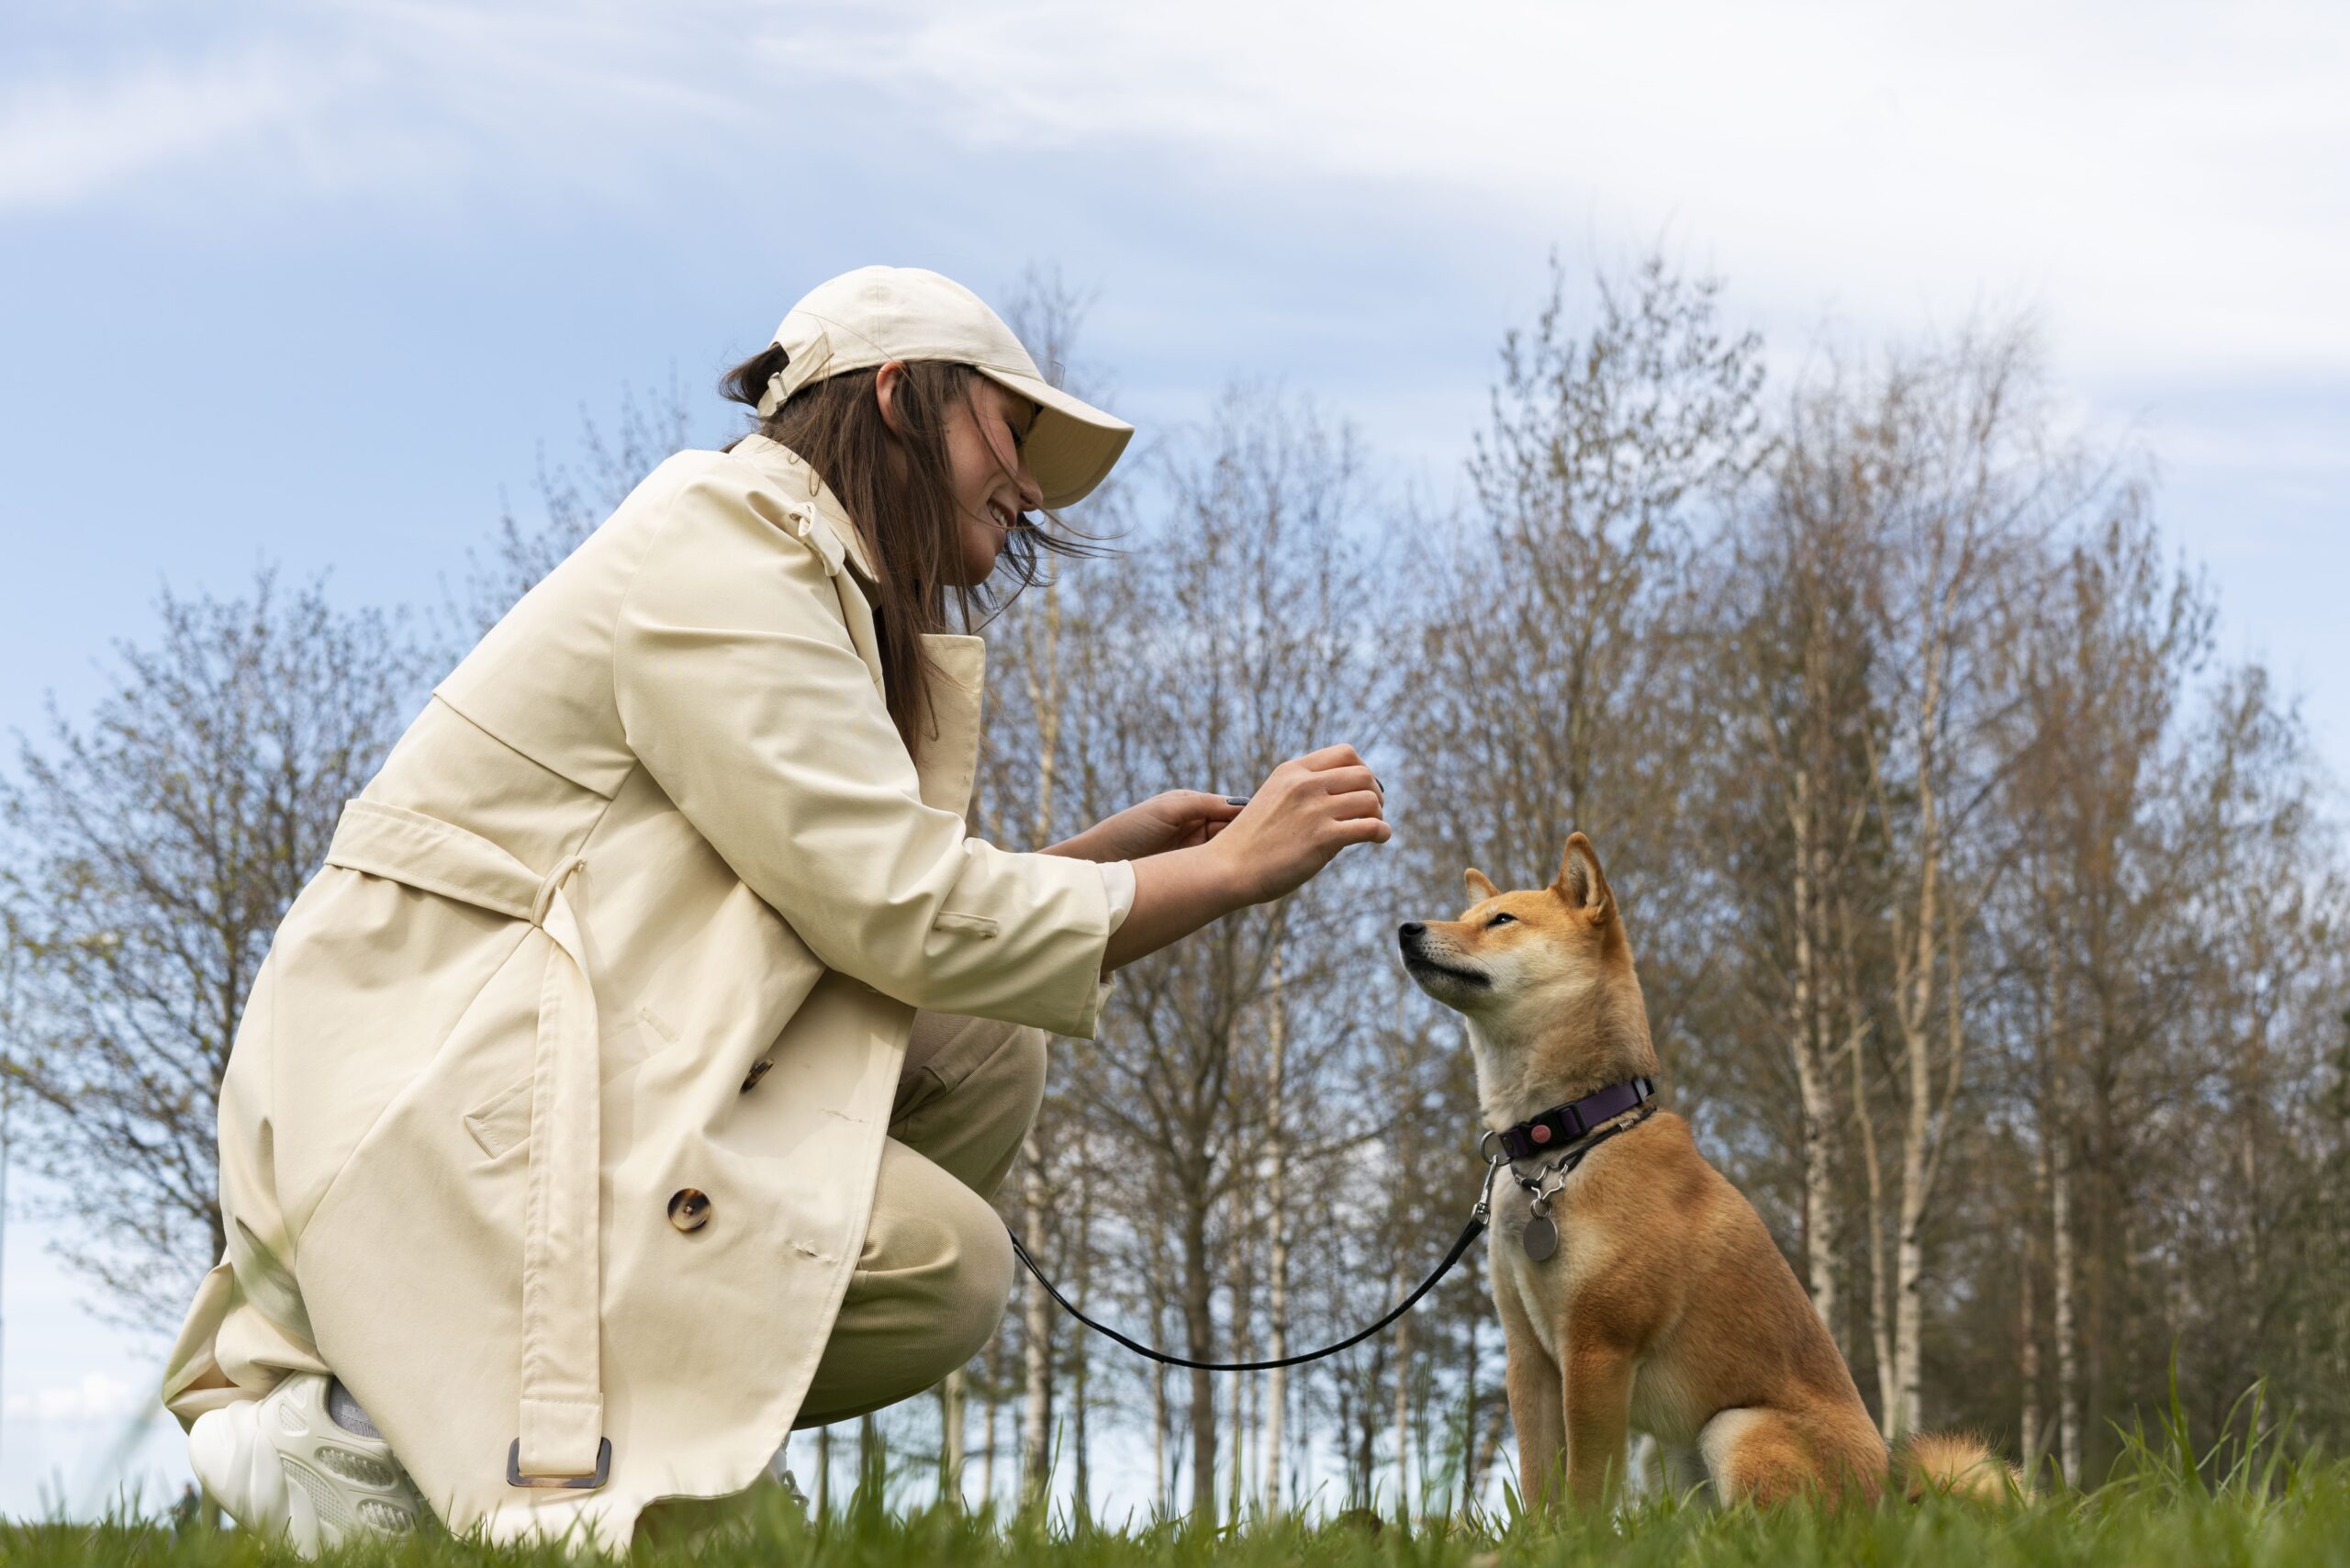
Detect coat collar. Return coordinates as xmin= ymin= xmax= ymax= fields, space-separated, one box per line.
xmin=730 ymin=433 xmax=879 ymax=585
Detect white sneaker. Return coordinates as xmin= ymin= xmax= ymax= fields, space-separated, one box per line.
xmin=188 ymin=1372 xmax=430 ymax=1555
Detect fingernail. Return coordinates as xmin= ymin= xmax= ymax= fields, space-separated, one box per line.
xmin=1226 ymin=796 xmax=1250 ymax=807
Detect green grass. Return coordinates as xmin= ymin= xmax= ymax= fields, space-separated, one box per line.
xmin=6 ymin=1475 xmax=2350 ymax=1568
xmin=10 ymin=1385 xmax=2348 ymax=1568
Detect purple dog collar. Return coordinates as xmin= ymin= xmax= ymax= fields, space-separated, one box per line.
xmin=1494 ymin=1076 xmax=1657 ymax=1162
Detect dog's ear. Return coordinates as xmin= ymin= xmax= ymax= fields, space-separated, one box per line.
xmin=1463 ymin=868 xmax=1500 ymax=902
xmin=1552 ymin=833 xmax=1615 ymax=921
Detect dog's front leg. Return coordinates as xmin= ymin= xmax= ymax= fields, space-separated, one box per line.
xmin=1494 ymin=1276 xmax=1565 ymax=1508
xmin=1561 ymin=1335 xmax=1634 ymax=1509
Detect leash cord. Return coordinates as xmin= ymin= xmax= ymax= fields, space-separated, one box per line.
xmin=1007 ymin=1214 xmax=1488 ymax=1373
xmin=1009 ymin=1107 xmax=1661 ymax=1373
xmin=1007 ymin=1158 xmax=1500 ymax=1374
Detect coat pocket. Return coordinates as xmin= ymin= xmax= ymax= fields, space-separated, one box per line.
xmin=932 ymin=911 xmax=1000 ymax=938
xmin=463 ymin=1006 xmax=675 ymax=1160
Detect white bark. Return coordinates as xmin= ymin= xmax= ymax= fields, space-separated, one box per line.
xmin=1392 ymin=1316 xmax=1411 ymax=1519
xmin=979 ymin=1390 xmax=996 ymax=1505
xmin=1788 ymin=706 xmax=1842 ymax=1338
xmin=941 ymin=1370 xmax=966 ymax=1505
xmin=1017 ymin=579 xmax=1063 ymax=1508
xmin=1019 ymin=1146 xmax=1052 ymax=1505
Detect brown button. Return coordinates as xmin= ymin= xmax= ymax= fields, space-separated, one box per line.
xmin=666 ymin=1189 xmax=711 ymax=1232
xmin=740 ymin=1058 xmax=773 ymax=1092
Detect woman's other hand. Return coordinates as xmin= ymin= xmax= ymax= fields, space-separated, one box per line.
xmin=1046 ymin=791 xmax=1246 ymax=864
xmin=1090 ymin=745 xmax=1388 ymax=972
xmin=1203 ymin=745 xmax=1389 ymax=903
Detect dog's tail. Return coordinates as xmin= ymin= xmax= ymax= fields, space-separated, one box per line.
xmin=1897 ymin=1430 xmax=2025 ymax=1502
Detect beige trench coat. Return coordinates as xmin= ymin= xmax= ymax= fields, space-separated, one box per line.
xmin=161 ymin=433 xmax=1119 ymax=1547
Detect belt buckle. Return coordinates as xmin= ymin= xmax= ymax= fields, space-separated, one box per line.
xmin=507 ymin=1436 xmax=611 ymax=1489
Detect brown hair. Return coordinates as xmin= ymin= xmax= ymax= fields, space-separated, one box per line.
xmin=719 ymin=346 xmax=1097 ymax=757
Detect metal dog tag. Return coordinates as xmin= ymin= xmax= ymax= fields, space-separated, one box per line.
xmin=1519 ymin=1213 xmax=1558 ymax=1261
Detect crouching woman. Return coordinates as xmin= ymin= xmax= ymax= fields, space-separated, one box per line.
xmin=160 ymin=266 xmax=1387 ymax=1551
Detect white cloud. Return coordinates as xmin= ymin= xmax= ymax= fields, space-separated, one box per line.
xmin=6 ymin=3 xmax=2345 ymax=396
xmin=4 ymin=1370 xmax=145 ymax=1424
xmin=785 ymin=0 xmax=2350 ymax=380
xmin=14 ymin=0 xmax=2348 ymax=387
xmin=0 ymin=48 xmax=332 ymax=209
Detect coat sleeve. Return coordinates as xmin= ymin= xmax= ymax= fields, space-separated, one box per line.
xmin=611 ymin=470 xmax=1116 ymax=1038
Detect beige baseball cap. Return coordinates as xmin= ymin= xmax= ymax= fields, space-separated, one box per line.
xmin=754 ymin=265 xmax=1135 ymax=510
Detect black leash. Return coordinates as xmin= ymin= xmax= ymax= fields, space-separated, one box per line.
xmin=1010 ymin=1084 xmax=1667 ymax=1372
xmin=1005 ymin=1157 xmax=1502 ymax=1373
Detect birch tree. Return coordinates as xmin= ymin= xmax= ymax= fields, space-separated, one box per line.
xmin=1 ymin=569 xmax=420 ymax=1323
xmin=1051 ymin=386 xmax=1392 ymax=1519
xmin=1814 ymin=328 xmax=2059 ymax=1437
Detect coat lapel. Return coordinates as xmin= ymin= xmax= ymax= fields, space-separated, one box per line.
xmin=725 ymin=435 xmax=985 ymax=823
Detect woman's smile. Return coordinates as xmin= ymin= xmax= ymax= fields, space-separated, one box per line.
xmin=948 ymin=377 xmax=1045 ymax=583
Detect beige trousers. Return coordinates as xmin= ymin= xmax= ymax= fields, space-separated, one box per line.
xmin=792 ymin=1011 xmax=1046 ymax=1428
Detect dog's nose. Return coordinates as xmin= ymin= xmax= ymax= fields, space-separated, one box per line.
xmin=1398 ymin=922 xmax=1426 ymax=941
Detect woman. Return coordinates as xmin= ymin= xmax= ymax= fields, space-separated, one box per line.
xmin=161 ymin=266 xmax=1387 ymax=1551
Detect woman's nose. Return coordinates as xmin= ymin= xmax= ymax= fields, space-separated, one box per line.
xmin=1015 ymin=465 xmax=1044 ymax=511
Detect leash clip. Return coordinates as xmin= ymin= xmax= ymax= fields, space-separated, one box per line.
xmin=1473 ymin=1148 xmax=1505 ymax=1222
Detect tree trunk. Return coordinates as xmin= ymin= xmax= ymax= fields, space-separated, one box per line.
xmin=1183 ymin=1197 xmax=1217 ymax=1518
xmin=2020 ymin=1135 xmax=2044 ymax=1487
xmin=979 ymin=1385 xmax=997 ymax=1506
xmin=1261 ymin=950 xmax=1289 ymax=1515
xmin=1891 ymin=1135 xmax=1930 ymax=1438
xmin=1150 ymin=1349 xmax=1169 ymax=1513
xmin=1854 ymin=1020 xmax=1897 ymax=1431
xmin=2054 ymin=1148 xmax=2081 ymax=1487
xmin=1790 ymin=755 xmax=1842 ymax=1338
xmin=1071 ymin=1185 xmax=1093 ymax=1518
xmin=1457 ymin=1316 xmax=1481 ymax=1516
xmin=1225 ymin=1181 xmax=1253 ymax=1525
xmin=941 ymin=1370 xmax=966 ymax=1505
xmin=1887 ymin=764 xmax=1940 ymax=1443
xmin=1019 ymin=1141 xmax=1052 ymax=1506
xmin=1392 ymin=1316 xmax=1412 ymax=1518
xmin=1017 ymin=576 xmax=1064 ymax=1511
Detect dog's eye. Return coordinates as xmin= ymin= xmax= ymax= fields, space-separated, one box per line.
xmin=1485 ymin=913 xmax=1516 ymax=928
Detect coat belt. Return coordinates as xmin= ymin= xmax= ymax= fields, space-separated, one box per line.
xmin=325 ymin=798 xmax=610 ymax=1487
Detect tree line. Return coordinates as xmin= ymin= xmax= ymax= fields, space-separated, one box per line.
xmin=4 ymin=256 xmax=2343 ymax=1519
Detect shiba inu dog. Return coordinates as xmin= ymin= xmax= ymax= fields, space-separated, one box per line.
xmin=1399 ymin=834 xmax=2006 ymax=1508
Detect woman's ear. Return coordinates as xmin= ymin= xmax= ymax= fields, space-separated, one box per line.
xmin=874 ymin=360 xmax=908 ymax=436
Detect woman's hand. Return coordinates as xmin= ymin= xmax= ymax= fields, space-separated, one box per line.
xmin=1099 ymin=745 xmax=1389 ymax=971
xmin=1202 ymin=745 xmax=1389 ymax=903
xmin=1046 ymin=791 xmax=1246 ymax=864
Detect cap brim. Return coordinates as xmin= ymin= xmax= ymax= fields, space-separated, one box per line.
xmin=972 ymin=366 xmax=1135 ymax=510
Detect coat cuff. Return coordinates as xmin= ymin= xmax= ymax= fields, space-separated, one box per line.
xmin=1098 ymin=860 xmax=1136 ymax=935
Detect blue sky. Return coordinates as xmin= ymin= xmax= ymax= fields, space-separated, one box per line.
xmin=4 ymin=0 xmax=2346 ymax=1518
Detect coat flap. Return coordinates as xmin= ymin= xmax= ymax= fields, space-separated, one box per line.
xmin=915 ymin=633 xmax=984 ymax=821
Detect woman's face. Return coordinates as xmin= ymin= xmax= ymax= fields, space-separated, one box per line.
xmin=940 ymin=375 xmax=1045 ymax=585
xmin=873 ymin=361 xmax=1045 ymax=586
